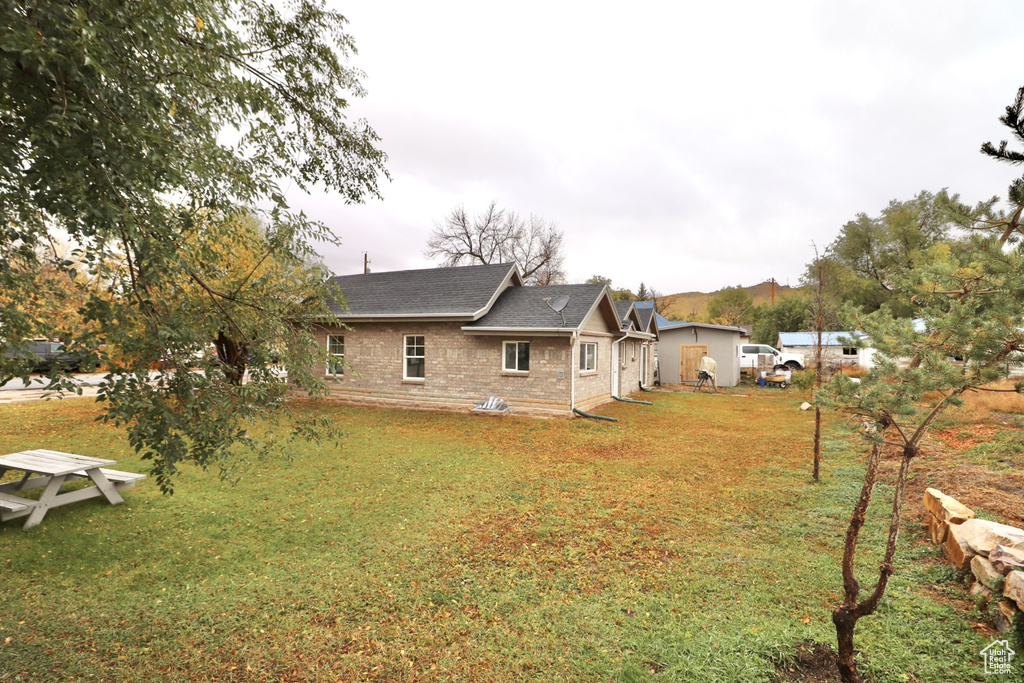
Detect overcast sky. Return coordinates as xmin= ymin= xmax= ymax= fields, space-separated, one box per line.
xmin=286 ymin=1 xmax=1022 ymax=294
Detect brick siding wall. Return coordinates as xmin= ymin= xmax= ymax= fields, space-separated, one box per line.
xmin=574 ymin=333 xmax=612 ymax=411
xmin=312 ymin=322 xmax=576 ymax=416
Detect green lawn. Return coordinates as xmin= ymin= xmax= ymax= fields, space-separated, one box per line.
xmin=0 ymin=392 xmax=1016 ymax=681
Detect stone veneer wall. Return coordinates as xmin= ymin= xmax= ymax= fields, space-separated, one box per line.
xmin=312 ymin=322 xmax=581 ymax=417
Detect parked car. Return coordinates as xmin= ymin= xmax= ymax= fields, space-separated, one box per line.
xmin=739 ymin=344 xmax=805 ymax=372
xmin=2 ymin=340 xmax=96 ymax=373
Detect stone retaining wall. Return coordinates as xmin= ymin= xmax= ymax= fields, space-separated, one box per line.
xmin=924 ymin=488 xmax=1024 ymax=632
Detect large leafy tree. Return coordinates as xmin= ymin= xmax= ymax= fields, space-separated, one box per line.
xmin=816 ymin=190 xmax=958 ymax=315
xmin=1 ymin=0 xmax=387 ymax=491
xmin=705 ymin=285 xmax=753 ymax=326
xmin=584 ymin=275 xmax=636 ymax=301
xmin=823 ymin=89 xmax=1024 ymax=683
xmin=749 ymin=293 xmax=812 ymax=345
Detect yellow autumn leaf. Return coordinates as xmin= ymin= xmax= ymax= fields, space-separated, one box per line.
xmin=195 ymin=15 xmax=204 ymax=32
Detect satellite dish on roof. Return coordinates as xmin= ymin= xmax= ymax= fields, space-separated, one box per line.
xmin=546 ymin=295 xmax=569 ymax=312
xmin=543 ymin=295 xmax=570 ymax=326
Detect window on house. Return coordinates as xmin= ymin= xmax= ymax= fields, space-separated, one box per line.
xmin=631 ymin=342 xmax=636 ymax=360
xmin=843 ymin=347 xmax=857 ymax=356
xmin=327 ymin=334 xmax=344 ymax=376
xmin=620 ymin=341 xmax=627 ymax=368
xmin=404 ymin=335 xmax=425 ymax=380
xmin=503 ymin=341 xmax=530 ymax=372
xmin=580 ymin=342 xmax=597 ymax=372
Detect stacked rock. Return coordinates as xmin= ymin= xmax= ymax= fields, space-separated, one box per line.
xmin=923 ymin=488 xmax=1024 ymax=633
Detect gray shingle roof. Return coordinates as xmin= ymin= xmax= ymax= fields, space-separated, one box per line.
xmin=466 ymin=284 xmax=609 ymax=330
xmin=613 ymin=300 xmax=635 ymax=329
xmin=328 ymin=263 xmax=518 ymax=318
xmin=633 ymin=302 xmax=656 ymax=332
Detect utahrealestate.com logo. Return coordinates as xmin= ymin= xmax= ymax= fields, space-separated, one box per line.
xmin=981 ymin=639 xmax=1016 ymax=675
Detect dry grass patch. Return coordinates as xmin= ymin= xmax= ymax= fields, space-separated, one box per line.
xmin=959 ymin=378 xmax=1022 ymax=421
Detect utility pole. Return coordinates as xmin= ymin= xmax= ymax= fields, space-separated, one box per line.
xmin=363 ymin=252 xmax=370 ymax=274
xmin=770 ymin=277 xmax=775 ymax=305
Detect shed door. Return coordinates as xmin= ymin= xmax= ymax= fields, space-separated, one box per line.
xmin=679 ymin=345 xmax=708 ymax=383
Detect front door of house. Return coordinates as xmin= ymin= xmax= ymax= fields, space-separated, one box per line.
xmin=679 ymin=344 xmax=708 ymax=383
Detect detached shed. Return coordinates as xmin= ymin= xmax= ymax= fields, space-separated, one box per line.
xmin=657 ymin=322 xmax=743 ymax=387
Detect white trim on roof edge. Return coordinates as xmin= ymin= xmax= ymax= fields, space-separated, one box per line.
xmin=461 ymin=327 xmax=577 ymax=336
xmin=470 ymin=264 xmax=523 ymax=320
xmin=577 ymin=286 xmax=620 ymax=335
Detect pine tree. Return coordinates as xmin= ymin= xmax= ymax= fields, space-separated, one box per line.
xmin=823 ymin=87 xmax=1024 ymax=683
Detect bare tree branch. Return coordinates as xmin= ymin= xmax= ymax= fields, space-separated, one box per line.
xmin=425 ymin=202 xmax=566 ymax=285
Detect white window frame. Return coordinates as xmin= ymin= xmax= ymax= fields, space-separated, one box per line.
xmin=620 ymin=341 xmax=627 ymax=368
xmin=503 ymin=341 xmax=530 ymax=373
xmin=843 ymin=347 xmax=858 ymax=356
xmin=404 ymin=334 xmax=425 ymax=381
xmin=580 ymin=342 xmax=597 ymax=373
xmin=326 ymin=334 xmax=344 ymax=377
xmin=631 ymin=341 xmax=636 ymax=361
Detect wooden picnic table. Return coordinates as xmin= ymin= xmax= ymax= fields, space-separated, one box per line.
xmin=0 ymin=449 xmax=145 ymax=529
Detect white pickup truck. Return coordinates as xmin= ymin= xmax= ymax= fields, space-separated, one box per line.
xmin=739 ymin=344 xmax=805 ymax=372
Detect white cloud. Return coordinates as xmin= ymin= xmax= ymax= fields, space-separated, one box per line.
xmin=291 ymin=0 xmax=1024 ymax=293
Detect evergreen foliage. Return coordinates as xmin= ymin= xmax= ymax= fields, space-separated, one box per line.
xmin=819 ymin=87 xmax=1024 ymax=683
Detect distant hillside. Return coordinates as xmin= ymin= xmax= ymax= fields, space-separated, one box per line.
xmin=657 ymin=281 xmax=805 ymax=322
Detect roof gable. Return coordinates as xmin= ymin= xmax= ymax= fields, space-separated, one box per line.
xmin=465 ymin=284 xmax=617 ymax=332
xmin=613 ymin=300 xmax=643 ymax=331
xmin=328 ymin=263 xmax=521 ymax=319
xmin=633 ymin=301 xmax=657 ymax=334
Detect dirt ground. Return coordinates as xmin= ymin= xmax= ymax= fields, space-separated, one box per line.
xmin=772 ymin=641 xmax=842 ymax=683
xmin=883 ymin=418 xmax=1023 ymax=528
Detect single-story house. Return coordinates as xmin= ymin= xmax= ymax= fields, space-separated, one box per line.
xmin=312 ymin=262 xmax=657 ymax=418
xmin=778 ymin=331 xmax=872 ymax=370
xmin=657 ymin=321 xmax=743 ymax=387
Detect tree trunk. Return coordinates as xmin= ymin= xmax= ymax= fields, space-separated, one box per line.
xmin=833 ymin=606 xmax=863 ymax=683
xmin=812 ymin=255 xmax=825 ymax=482
xmin=813 ymin=406 xmax=821 ymax=481
xmin=214 ymin=330 xmax=248 ymax=385
xmin=833 ymin=431 xmax=914 ymax=683
xmin=832 ymin=437 xmax=884 ymax=682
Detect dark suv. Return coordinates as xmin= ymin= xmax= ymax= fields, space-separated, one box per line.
xmin=3 ymin=340 xmax=94 ymax=373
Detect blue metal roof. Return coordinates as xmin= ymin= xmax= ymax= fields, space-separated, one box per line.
xmin=654 ymin=313 xmax=674 ymax=328
xmin=778 ymin=331 xmax=862 ymax=347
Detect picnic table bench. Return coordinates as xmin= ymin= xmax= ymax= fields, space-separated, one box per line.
xmin=0 ymin=449 xmax=145 ymax=529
